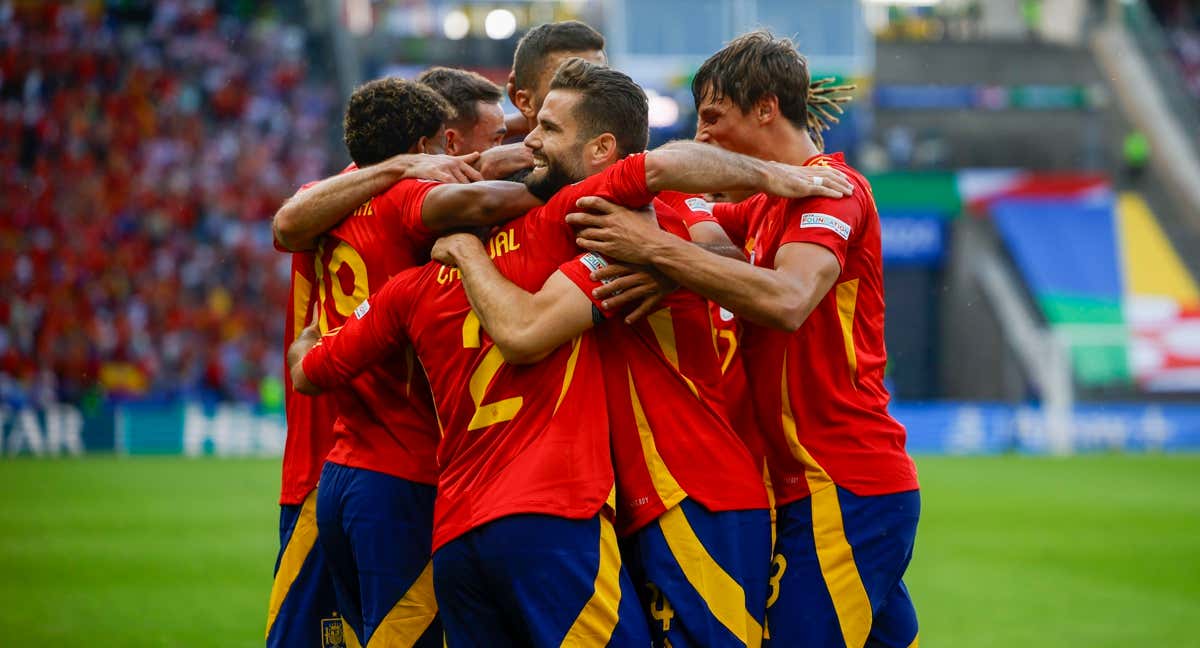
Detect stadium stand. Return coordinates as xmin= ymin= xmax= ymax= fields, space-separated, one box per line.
xmin=1149 ymin=0 xmax=1200 ymax=98
xmin=0 ymin=2 xmax=336 ymax=407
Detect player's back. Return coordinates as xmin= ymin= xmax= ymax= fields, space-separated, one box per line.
xmin=317 ymin=179 xmax=442 ymax=485
xmin=279 ymin=249 xmax=339 ymax=505
xmin=345 ymin=209 xmax=614 ymax=551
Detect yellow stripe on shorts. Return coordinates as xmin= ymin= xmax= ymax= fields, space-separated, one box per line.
xmin=659 ymin=505 xmax=763 ymax=647
xmin=561 ymin=517 xmax=623 ymax=646
xmin=780 ymin=349 xmax=873 ymax=648
xmin=265 ymin=489 xmax=320 ymax=639
xmin=367 ymin=560 xmax=438 ymax=647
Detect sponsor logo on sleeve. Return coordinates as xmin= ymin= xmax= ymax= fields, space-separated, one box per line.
xmin=354 ymin=299 xmax=370 ymax=319
xmin=579 ymin=253 xmax=616 ymax=284
xmin=684 ymin=197 xmax=714 ymax=214
xmin=800 ymin=213 xmax=851 ymax=240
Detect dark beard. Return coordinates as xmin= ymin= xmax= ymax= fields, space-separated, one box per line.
xmin=522 ymin=162 xmax=576 ymax=202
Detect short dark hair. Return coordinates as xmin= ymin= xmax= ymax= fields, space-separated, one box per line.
xmin=549 ymin=58 xmax=648 ymax=157
xmin=512 ymin=21 xmax=605 ymax=92
xmin=416 ymin=67 xmax=503 ymax=128
xmin=343 ymin=77 xmax=452 ymax=166
xmin=692 ymin=30 xmax=811 ymax=131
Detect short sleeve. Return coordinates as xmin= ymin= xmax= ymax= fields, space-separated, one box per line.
xmin=375 ymin=178 xmax=443 ymax=246
xmin=539 ymin=153 xmax=655 ymax=224
xmin=778 ymin=195 xmax=864 ymax=270
xmin=557 ymin=252 xmax=619 ymax=320
xmin=652 ymin=199 xmax=691 ymax=240
xmin=713 ymin=202 xmax=751 ymax=247
xmin=657 ymin=191 xmax=717 ymax=230
xmin=302 ymin=271 xmax=417 ymax=389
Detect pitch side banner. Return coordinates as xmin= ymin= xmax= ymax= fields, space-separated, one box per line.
xmin=4 ymin=401 xmax=1200 ymax=457
xmin=894 ymin=402 xmax=1200 ymax=454
xmin=0 ymin=403 xmax=114 ymax=456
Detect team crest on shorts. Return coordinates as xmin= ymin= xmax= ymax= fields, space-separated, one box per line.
xmin=321 ymin=616 xmax=348 ymax=648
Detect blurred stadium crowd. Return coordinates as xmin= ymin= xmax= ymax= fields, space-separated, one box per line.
xmin=3 ymin=0 xmax=1199 ymax=409
xmin=0 ymin=2 xmax=335 ymax=406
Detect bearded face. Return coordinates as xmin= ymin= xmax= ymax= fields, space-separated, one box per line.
xmin=522 ymin=89 xmax=591 ymax=202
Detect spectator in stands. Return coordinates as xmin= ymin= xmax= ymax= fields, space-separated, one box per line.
xmin=0 ymin=2 xmax=335 ymax=407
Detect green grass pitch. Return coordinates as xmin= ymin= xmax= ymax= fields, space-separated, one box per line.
xmin=1 ymin=455 xmax=1197 ymax=646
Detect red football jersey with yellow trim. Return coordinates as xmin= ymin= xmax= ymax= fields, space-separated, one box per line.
xmin=711 ymin=153 xmax=918 ymax=505
xmin=561 ymin=205 xmax=767 ymax=537
xmin=279 ymin=245 xmax=338 ymax=505
xmin=316 ymin=178 xmax=443 ymax=485
xmin=304 ymin=155 xmax=660 ymax=549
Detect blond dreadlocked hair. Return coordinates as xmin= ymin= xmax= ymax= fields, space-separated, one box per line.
xmin=806 ymin=77 xmax=856 ymax=151
xmin=692 ymin=30 xmax=855 ymax=152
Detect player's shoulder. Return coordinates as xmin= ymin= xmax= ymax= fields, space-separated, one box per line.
xmin=378 ymin=176 xmax=442 ymax=203
xmin=811 ymin=152 xmax=870 ymax=189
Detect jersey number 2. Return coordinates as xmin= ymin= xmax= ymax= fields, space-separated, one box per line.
xmin=462 ymin=311 xmax=522 ymax=430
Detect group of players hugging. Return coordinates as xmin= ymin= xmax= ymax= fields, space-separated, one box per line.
xmin=262 ymin=19 xmax=921 ymax=648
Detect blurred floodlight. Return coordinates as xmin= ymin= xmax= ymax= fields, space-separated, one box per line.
xmin=443 ymin=10 xmax=469 ymax=40
xmin=485 ymin=9 xmax=517 ymax=40
xmin=646 ymin=90 xmax=680 ymax=128
xmin=346 ymin=0 xmax=373 ymax=36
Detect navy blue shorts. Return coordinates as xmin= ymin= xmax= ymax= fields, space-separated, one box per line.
xmin=433 ymin=513 xmax=651 ymax=647
xmin=266 ymin=489 xmax=356 ymax=648
xmin=621 ymin=499 xmax=772 ymax=647
xmin=316 ymin=461 xmax=439 ymax=647
xmin=766 ymin=487 xmax=920 ymax=648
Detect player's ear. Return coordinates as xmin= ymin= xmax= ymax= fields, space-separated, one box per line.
xmin=444 ymin=128 xmax=461 ymax=156
xmin=587 ymin=132 xmax=618 ymax=167
xmin=512 ymin=87 xmax=537 ymax=123
xmin=754 ymin=94 xmax=780 ymax=126
xmin=505 ymin=70 xmax=519 ymax=105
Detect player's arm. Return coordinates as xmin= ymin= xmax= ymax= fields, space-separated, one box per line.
xmin=432 ymin=234 xmax=594 ymax=364
xmin=474 ymin=142 xmax=534 ymax=181
xmin=643 ymin=140 xmax=853 ymax=198
xmin=579 ymin=203 xmax=745 ymax=322
xmin=568 ymin=197 xmax=841 ymax=331
xmin=420 ymin=181 xmax=542 ymax=231
xmin=288 ymin=278 xmax=412 ymax=393
xmin=273 ymin=153 xmax=482 ymax=251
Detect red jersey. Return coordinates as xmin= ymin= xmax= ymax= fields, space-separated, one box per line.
xmin=712 ymin=153 xmax=918 ymax=505
xmin=279 ymin=247 xmax=338 ymax=505
xmin=561 ymin=205 xmax=767 ymax=537
xmin=315 ymin=178 xmax=442 ymax=485
xmin=657 ymin=192 xmax=767 ymax=474
xmin=303 ymin=155 xmax=660 ymax=549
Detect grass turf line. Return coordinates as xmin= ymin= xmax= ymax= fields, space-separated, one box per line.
xmin=0 ymin=454 xmax=1197 ymax=646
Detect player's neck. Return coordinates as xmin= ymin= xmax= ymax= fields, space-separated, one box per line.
xmin=759 ymin=124 xmax=822 ymax=166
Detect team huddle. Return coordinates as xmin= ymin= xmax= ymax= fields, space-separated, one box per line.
xmin=263 ymin=21 xmax=920 ymax=648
